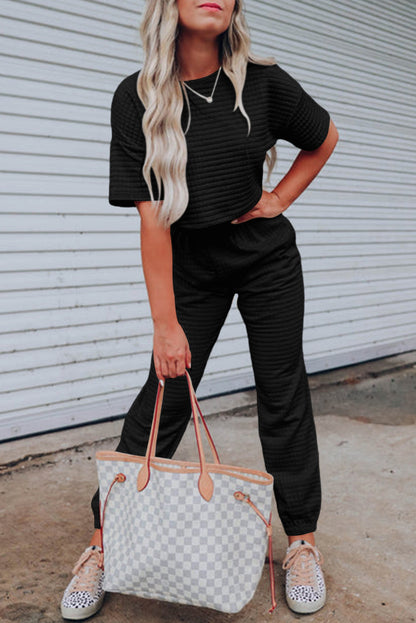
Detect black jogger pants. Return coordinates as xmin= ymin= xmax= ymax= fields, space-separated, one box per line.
xmin=91 ymin=213 xmax=321 ymax=536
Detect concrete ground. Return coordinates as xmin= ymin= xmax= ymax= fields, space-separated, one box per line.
xmin=0 ymin=352 xmax=415 ymax=623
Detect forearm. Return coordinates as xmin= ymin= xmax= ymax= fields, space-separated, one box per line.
xmin=136 ymin=203 xmax=177 ymax=328
xmin=273 ymin=118 xmax=339 ymax=209
xmin=135 ymin=201 xmax=191 ymax=379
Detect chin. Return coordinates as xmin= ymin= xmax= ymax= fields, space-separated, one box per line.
xmin=193 ymin=19 xmax=230 ymax=35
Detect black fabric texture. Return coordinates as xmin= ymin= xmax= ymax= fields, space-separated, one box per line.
xmin=108 ymin=62 xmax=330 ymax=228
xmin=91 ymin=215 xmax=321 ymax=536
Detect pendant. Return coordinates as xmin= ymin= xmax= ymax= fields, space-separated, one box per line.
xmin=206 ymin=96 xmax=213 ymax=103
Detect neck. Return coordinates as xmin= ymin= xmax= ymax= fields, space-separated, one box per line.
xmin=177 ymin=32 xmax=221 ymax=81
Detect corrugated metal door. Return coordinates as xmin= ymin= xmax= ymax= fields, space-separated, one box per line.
xmin=249 ymin=0 xmax=416 ymax=372
xmin=1 ymin=0 xmax=415 ymax=440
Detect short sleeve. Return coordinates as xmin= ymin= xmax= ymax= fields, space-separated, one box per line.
xmin=108 ymin=77 xmax=152 ymax=207
xmin=269 ymin=64 xmax=330 ymax=151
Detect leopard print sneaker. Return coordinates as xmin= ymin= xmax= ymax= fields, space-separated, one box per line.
xmin=61 ymin=545 xmax=105 ymax=620
xmin=282 ymin=539 xmax=326 ymax=614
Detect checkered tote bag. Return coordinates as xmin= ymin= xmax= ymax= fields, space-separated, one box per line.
xmin=96 ymin=371 xmax=276 ymax=613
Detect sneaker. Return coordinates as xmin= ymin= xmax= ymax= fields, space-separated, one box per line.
xmin=282 ymin=539 xmax=326 ymax=614
xmin=61 ymin=545 xmax=105 ymax=620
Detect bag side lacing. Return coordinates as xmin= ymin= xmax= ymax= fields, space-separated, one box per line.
xmin=234 ymin=491 xmax=277 ymax=613
xmin=99 ymin=472 xmax=127 ymax=569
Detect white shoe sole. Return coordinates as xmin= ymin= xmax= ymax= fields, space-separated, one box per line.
xmin=61 ymin=591 xmax=105 ymax=620
xmin=286 ymin=589 xmax=326 ymax=614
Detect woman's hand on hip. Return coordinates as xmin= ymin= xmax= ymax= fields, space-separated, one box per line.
xmin=153 ymin=320 xmax=192 ymax=382
xmin=231 ymin=189 xmax=287 ymax=225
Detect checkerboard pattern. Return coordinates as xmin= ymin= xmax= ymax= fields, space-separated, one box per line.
xmin=97 ymin=458 xmax=273 ymax=613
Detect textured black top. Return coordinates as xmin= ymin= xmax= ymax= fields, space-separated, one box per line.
xmin=109 ymin=61 xmax=330 ymax=229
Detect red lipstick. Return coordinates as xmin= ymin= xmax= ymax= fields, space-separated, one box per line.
xmin=199 ymin=3 xmax=222 ymax=10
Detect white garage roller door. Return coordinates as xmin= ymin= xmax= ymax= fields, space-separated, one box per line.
xmin=1 ymin=0 xmax=415 ymax=440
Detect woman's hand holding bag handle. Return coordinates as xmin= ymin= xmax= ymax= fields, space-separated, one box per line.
xmin=96 ymin=370 xmax=277 ymax=614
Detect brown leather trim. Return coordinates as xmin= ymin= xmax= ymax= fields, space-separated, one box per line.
xmin=135 ymin=372 xmax=221 ymax=497
xmin=96 ymin=450 xmax=273 ymax=486
xmin=198 ymin=470 xmax=214 ymax=501
xmin=136 ymin=463 xmax=150 ymax=492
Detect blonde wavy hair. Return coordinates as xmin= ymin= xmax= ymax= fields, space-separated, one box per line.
xmin=137 ymin=0 xmax=277 ymax=228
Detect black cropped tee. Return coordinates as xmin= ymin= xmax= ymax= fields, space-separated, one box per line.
xmin=109 ymin=61 xmax=330 ymax=229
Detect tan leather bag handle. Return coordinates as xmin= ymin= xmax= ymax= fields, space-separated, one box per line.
xmin=137 ymin=371 xmax=219 ymax=501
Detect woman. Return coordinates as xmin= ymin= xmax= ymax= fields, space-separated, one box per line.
xmin=61 ymin=0 xmax=339 ymax=619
